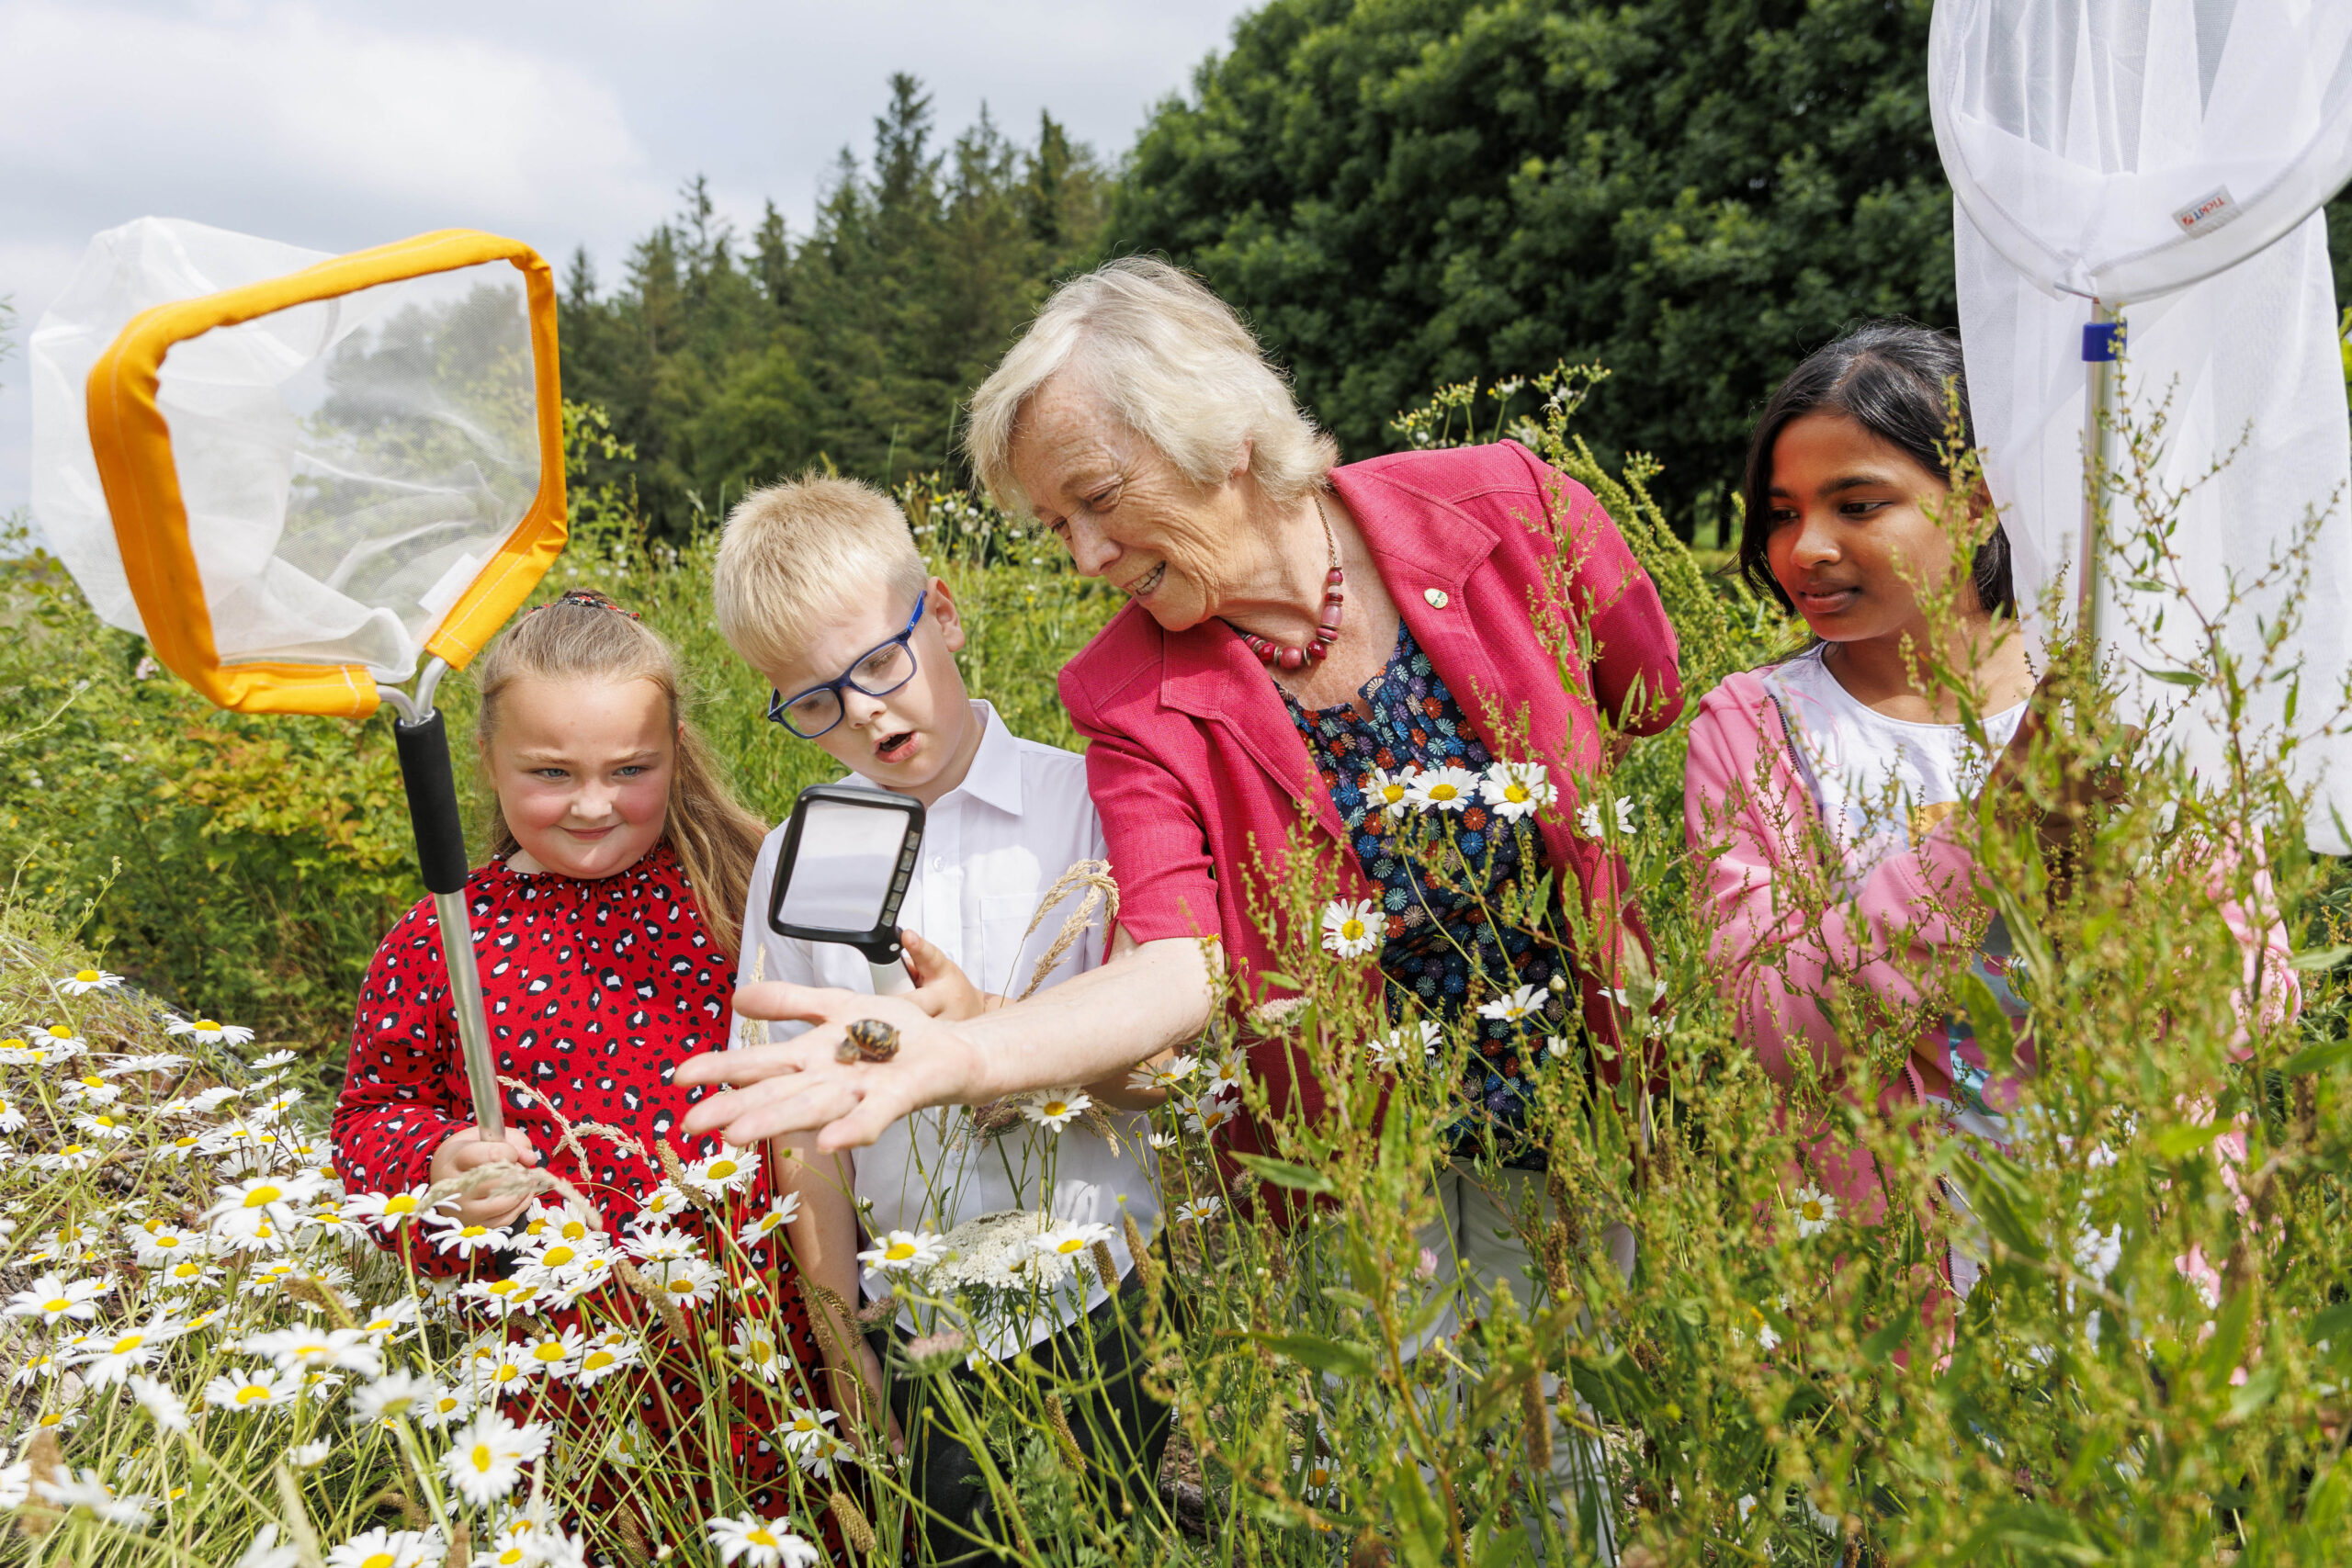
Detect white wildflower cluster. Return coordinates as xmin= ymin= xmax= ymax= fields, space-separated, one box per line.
xmin=0 ymin=986 xmax=837 ymax=1562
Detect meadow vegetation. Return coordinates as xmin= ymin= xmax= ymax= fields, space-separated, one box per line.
xmin=1 ymin=361 xmax=2350 ymax=1566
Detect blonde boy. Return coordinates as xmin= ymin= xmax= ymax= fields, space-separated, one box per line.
xmin=712 ymin=475 xmax=1166 ymax=1553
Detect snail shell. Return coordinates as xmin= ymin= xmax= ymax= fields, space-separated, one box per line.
xmin=843 ymin=1018 xmax=901 ymax=1063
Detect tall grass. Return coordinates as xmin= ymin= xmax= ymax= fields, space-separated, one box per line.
xmin=2 ymin=379 xmax=2350 ymax=1566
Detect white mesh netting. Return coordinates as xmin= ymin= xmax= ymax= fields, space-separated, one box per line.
xmin=1931 ymin=0 xmax=2352 ymax=851
xmin=30 ymin=216 xmax=541 ymax=685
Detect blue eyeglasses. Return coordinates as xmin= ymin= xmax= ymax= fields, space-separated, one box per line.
xmin=766 ymin=589 xmax=928 ymax=739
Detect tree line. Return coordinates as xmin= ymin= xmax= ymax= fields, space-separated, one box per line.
xmin=560 ymin=6 xmax=2352 ymax=542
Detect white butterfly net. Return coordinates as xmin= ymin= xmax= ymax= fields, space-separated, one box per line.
xmin=30 ymin=217 xmax=540 ymax=685
xmin=1930 ymin=0 xmax=2352 ymax=851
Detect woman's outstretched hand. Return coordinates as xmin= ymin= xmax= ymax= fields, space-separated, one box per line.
xmin=671 ymin=982 xmax=992 ymax=1153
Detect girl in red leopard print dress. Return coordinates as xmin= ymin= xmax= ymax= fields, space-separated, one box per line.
xmin=332 ymin=592 xmax=842 ymax=1563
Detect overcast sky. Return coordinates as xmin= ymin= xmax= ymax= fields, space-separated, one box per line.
xmin=0 ymin=0 xmax=1256 ymax=513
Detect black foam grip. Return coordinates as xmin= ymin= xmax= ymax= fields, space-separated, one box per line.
xmin=393 ymin=712 xmax=471 ymax=895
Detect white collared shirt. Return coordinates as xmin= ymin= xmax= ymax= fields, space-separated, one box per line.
xmin=731 ymin=701 xmax=1159 ymax=1355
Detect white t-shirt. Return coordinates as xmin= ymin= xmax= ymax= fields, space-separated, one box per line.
xmin=731 ymin=701 xmax=1159 ymax=1357
xmin=1762 ymin=645 xmax=2027 ymax=1298
xmin=1760 ymin=643 xmax=2025 ymax=892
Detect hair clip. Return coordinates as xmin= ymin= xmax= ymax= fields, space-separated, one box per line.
xmin=529 ymin=588 xmax=642 ymax=621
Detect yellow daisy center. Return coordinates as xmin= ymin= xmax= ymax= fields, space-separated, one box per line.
xmin=110 ymin=1335 xmax=142 ymax=1354
xmin=469 ymin=1445 xmax=496 ymax=1472
xmin=1430 ymin=784 xmax=1458 ymax=801
xmin=361 ymin=1554 xmax=396 ymax=1568
xmin=243 ymin=1186 xmax=283 ymax=1208
xmin=1340 ymin=918 xmax=1365 ymax=941
xmin=384 ymin=1195 xmax=418 ymax=1214
xmin=707 ymin=1158 xmax=739 ymax=1180
xmin=1505 ymin=784 xmax=1531 ymax=804
xmin=667 ymin=1279 xmax=695 ymax=1295
xmin=583 ymin=1349 xmax=615 ymax=1371
xmin=193 ymin=1021 xmax=220 ymax=1032
xmin=531 ymin=1343 xmax=567 ymax=1363
xmin=41 ymin=1298 xmax=68 ymax=1314
xmin=74 ymin=970 xmax=99 ymax=983
xmin=235 ymin=1384 xmax=271 ymax=1405
xmin=885 ymin=1242 xmax=917 ymax=1261
xmin=541 ymin=1245 xmax=576 ymax=1267
xmin=748 ymin=1529 xmax=778 ymax=1547
xmin=46 ymin=1028 xmax=72 ymax=1040
xmin=78 ymin=1076 xmax=104 ymax=1089
xmin=1054 ymin=1237 xmax=1086 ymax=1255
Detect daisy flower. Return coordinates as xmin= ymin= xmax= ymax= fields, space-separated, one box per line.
xmin=576 ymin=1331 xmax=644 ymax=1388
xmin=776 ymin=1403 xmax=841 ymax=1466
xmin=166 ymin=1017 xmax=255 ymax=1045
xmin=37 ymin=1143 xmax=104 ymax=1173
xmin=0 ymin=1099 xmax=22 ymax=1134
xmin=323 ymin=1527 xmax=443 ymax=1568
xmin=635 ymin=1181 xmax=693 ymax=1224
xmin=1575 ymin=795 xmax=1640 ymax=840
xmin=101 ymin=1052 xmax=187 ymax=1077
xmin=429 ymin=1215 xmax=520 ymax=1260
xmin=1320 ymin=898 xmax=1381 ymax=959
xmin=417 ymin=1383 xmax=475 ymax=1429
xmin=248 ymin=1048 xmax=299 ymax=1070
xmin=56 ymin=968 xmax=121 ymax=996
xmin=520 ymin=1325 xmax=586 ymax=1380
xmin=5 ymin=1272 xmax=111 ymax=1325
xmin=243 ymin=1326 xmax=383 ymax=1377
xmin=351 ymin=1371 xmax=443 ymax=1424
xmin=70 ymin=1316 xmax=182 ymax=1387
xmin=707 ymin=1513 xmax=823 ymax=1568
xmin=1480 ymin=760 xmax=1558 ymax=820
xmin=1363 ymin=766 xmax=1420 ymax=819
xmin=1792 ymin=1185 xmax=1838 ymax=1239
xmin=1408 ymin=764 xmax=1481 ymax=812
xmin=857 ymin=1229 xmax=946 ymax=1275
xmin=1174 ymin=1196 xmax=1226 ymax=1225
xmin=152 ymin=1258 xmax=223 ymax=1293
xmin=1187 ymin=1093 xmax=1240 ymax=1137
xmin=441 ymin=1411 xmax=552 ymax=1506
xmin=205 ymin=1365 xmax=304 ymax=1415
xmin=288 ymin=1438 xmax=332 ymax=1471
xmin=729 ymin=1320 xmax=791 ymax=1384
xmin=1125 ymin=1058 xmax=1191 ymax=1094
xmin=33 ymin=1468 xmax=155 ymax=1528
xmin=340 ymin=1187 xmax=437 ymax=1232
xmin=203 ymin=1172 xmax=324 ymax=1243
xmin=62 ymin=1074 xmax=122 ymax=1107
xmin=682 ymin=1142 xmax=761 ymax=1197
xmin=128 ymin=1373 xmax=191 ymax=1433
xmin=1034 ymin=1221 xmax=1116 ymax=1266
xmin=1367 ymin=1020 xmax=1442 ymax=1068
xmin=626 ymin=1224 xmax=701 ymax=1264
xmin=1476 ymin=984 xmax=1548 ymax=1024
xmin=736 ymin=1194 xmax=802 ymax=1249
xmin=651 ymin=1256 xmax=723 ymax=1310
xmin=1018 ymin=1088 xmax=1091 ymax=1131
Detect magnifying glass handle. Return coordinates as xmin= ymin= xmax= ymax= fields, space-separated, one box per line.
xmin=392 ymin=709 xmax=505 ymax=1138
xmin=869 ymin=959 xmax=914 ymax=998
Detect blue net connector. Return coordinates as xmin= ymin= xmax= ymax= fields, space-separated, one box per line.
xmin=2083 ymin=321 xmax=2125 ymax=362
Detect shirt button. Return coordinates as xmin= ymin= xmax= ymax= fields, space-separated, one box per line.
xmin=1425 ymin=588 xmax=1450 ymax=608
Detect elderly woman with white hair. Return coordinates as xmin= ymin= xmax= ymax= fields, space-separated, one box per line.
xmin=676 ymin=257 xmax=1679 ymax=1536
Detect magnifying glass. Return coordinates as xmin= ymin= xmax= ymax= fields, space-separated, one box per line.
xmin=766 ymin=784 xmax=926 ymax=996
xmin=33 ymin=219 xmax=570 ymax=1138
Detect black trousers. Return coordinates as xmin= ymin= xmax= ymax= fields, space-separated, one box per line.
xmin=870 ymin=1275 xmax=1170 ymax=1564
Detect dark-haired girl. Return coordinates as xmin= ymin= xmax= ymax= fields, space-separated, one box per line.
xmin=1684 ymin=321 xmax=2291 ymax=1292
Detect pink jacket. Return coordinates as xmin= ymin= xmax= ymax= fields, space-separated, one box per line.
xmin=1062 ymin=441 xmax=1683 ymax=1156
xmin=1683 ymin=665 xmax=2297 ymax=1218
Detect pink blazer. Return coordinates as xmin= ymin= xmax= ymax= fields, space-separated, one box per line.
xmin=1060 ymin=441 xmax=1683 ymax=1151
xmin=1684 ymin=665 xmax=2299 ymax=1220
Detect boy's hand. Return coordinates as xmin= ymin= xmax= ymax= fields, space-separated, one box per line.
xmin=428 ymin=1125 xmax=540 ymax=1228
xmin=901 ymin=930 xmax=996 ymax=1022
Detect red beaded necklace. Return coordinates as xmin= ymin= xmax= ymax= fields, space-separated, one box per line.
xmin=1227 ymin=493 xmax=1344 ymax=672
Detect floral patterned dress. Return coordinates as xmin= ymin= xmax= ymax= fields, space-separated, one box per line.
xmin=1281 ymin=622 xmax=1573 ymax=1165
xmin=333 ymin=843 xmax=840 ymax=1561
